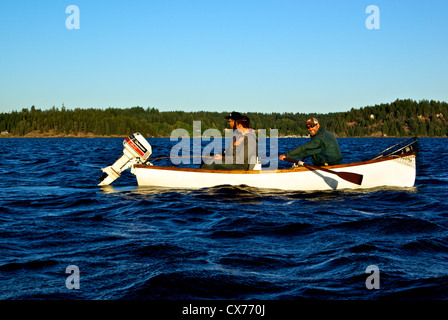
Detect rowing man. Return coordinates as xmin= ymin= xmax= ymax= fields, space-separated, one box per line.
xmin=279 ymin=118 xmax=342 ymax=166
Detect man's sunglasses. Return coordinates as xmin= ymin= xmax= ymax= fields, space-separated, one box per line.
xmin=306 ymin=124 xmax=317 ymax=129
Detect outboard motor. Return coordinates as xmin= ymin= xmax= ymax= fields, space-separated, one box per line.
xmin=98 ymin=132 xmax=152 ymax=186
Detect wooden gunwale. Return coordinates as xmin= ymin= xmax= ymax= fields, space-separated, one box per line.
xmin=133 ymin=152 xmax=416 ymax=174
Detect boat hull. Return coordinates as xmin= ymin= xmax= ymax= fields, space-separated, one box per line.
xmin=131 ymin=153 xmax=416 ymax=191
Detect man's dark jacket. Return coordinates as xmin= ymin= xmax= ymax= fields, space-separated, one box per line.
xmin=284 ymin=127 xmax=342 ymax=165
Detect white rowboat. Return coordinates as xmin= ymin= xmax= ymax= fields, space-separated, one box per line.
xmin=98 ymin=133 xmax=418 ymax=191
xmin=131 ymin=152 xmax=416 ymax=191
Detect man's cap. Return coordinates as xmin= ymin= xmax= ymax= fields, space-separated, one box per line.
xmin=306 ymin=118 xmax=319 ymax=126
xmin=225 ymin=112 xmax=242 ymax=120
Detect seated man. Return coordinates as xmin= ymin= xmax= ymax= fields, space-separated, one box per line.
xmin=223 ymin=111 xmax=242 ymax=157
xmin=279 ymin=117 xmax=342 ymax=166
xmin=201 ymin=116 xmax=257 ymax=170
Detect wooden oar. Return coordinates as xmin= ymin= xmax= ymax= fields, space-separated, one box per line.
xmin=283 ymin=158 xmax=363 ymax=185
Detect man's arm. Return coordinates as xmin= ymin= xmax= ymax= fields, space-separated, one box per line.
xmin=284 ymin=138 xmax=323 ymax=159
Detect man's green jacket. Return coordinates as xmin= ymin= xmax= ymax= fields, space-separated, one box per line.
xmin=284 ymin=127 xmax=342 ymax=165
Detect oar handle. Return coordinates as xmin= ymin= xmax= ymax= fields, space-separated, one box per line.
xmin=283 ymin=158 xmax=323 ymax=172
xmin=282 ymin=157 xmax=302 ymax=165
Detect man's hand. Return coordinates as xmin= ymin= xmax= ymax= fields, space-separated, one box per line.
xmin=279 ymin=154 xmax=286 ymax=161
xmin=234 ymin=136 xmax=244 ymax=146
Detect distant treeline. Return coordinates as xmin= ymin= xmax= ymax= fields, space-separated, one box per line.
xmin=1 ymin=99 xmax=447 ymax=137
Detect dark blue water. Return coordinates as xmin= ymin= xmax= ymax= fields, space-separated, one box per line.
xmin=1 ymin=137 xmax=448 ymax=302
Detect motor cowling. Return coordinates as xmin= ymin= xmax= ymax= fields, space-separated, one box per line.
xmin=98 ymin=132 xmax=152 ymax=186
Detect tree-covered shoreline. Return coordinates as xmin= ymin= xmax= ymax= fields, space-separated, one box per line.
xmin=1 ymin=99 xmax=447 ymax=138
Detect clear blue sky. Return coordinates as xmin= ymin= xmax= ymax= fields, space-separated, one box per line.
xmin=0 ymin=0 xmax=447 ymax=114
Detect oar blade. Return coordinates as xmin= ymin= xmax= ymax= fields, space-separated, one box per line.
xmin=335 ymin=171 xmax=363 ymax=185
